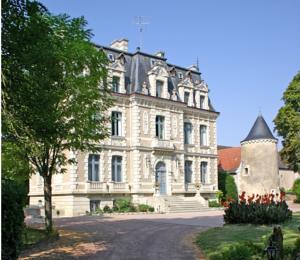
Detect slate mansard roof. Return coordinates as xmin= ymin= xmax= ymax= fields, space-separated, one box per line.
xmin=241 ymin=115 xmax=277 ymax=143
xmin=93 ymin=43 xmax=217 ymax=112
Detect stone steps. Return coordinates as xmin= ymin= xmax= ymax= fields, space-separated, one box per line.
xmin=163 ymin=196 xmax=209 ymax=213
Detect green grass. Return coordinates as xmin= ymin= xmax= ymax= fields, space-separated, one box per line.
xmin=196 ymin=213 xmax=300 ymax=259
xmin=22 ymin=227 xmax=48 ymax=247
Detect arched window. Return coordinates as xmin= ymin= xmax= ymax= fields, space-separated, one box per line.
xmin=112 ymin=156 xmax=122 ymax=182
xmin=88 ymin=154 xmax=100 ymax=181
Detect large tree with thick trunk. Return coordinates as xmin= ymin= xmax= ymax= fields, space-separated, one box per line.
xmin=2 ymin=0 xmax=113 ymax=232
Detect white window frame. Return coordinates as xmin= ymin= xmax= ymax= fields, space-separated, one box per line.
xmin=200 ymin=125 xmax=208 ymax=146
xmin=112 ymin=76 xmax=120 ymax=93
xmin=88 ymin=154 xmax=100 ymax=181
xmin=111 ymin=111 xmax=122 ymax=136
xmin=155 ymin=115 xmax=165 ymax=140
xmin=178 ymin=72 xmax=183 ymax=79
xmin=200 ymin=161 xmax=208 ymax=184
xmin=184 ymin=122 xmax=192 ymax=144
xmin=112 ymin=155 xmax=122 ymax=182
xmin=200 ymin=95 xmax=205 ymax=109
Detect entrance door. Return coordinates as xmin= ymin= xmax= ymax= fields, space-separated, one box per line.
xmin=155 ymin=162 xmax=166 ymax=195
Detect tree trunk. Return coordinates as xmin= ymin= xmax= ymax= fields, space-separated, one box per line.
xmin=43 ymin=174 xmax=53 ymax=233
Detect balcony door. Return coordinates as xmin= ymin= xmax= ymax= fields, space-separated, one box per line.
xmin=155 ymin=161 xmax=166 ymax=195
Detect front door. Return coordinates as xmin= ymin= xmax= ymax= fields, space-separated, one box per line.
xmin=155 ymin=162 xmax=166 ymax=195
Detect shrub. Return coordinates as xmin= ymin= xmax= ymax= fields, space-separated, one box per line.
xmin=293 ymin=179 xmax=300 ymax=202
xmin=2 ymin=178 xmax=26 ymax=260
xmin=94 ymin=208 xmax=103 ymax=215
xmin=114 ymin=198 xmax=135 ymax=212
xmin=218 ymin=172 xmax=238 ymax=201
xmin=210 ymin=242 xmax=262 ymax=260
xmin=138 ymin=204 xmax=150 ymax=212
xmin=103 ymin=205 xmax=112 ymax=213
xmin=148 ymin=206 xmax=155 ymax=212
xmin=208 ymin=200 xmax=220 ymax=207
xmin=224 ymin=192 xmax=292 ymax=224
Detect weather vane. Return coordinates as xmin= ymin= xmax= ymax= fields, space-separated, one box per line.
xmin=135 ymin=16 xmax=149 ymax=50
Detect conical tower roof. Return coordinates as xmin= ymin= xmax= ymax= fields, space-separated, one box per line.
xmin=241 ymin=115 xmax=277 ymax=143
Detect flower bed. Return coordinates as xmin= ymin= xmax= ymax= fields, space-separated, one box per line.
xmin=223 ymin=192 xmax=292 ymax=224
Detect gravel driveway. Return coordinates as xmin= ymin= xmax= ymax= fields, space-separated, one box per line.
xmin=20 ymin=210 xmax=224 ymax=260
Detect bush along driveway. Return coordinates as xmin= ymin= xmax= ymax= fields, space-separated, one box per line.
xmin=196 ymin=213 xmax=300 ymax=259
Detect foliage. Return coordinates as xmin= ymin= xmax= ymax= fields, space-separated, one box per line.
xmin=208 ymin=200 xmax=220 ymax=207
xmin=148 ymin=206 xmax=155 ymax=212
xmin=103 ymin=205 xmax=113 ymax=213
xmin=94 ymin=208 xmax=103 ymax=215
xmin=223 ymin=192 xmax=292 ymax=224
xmin=274 ymin=72 xmax=300 ymax=172
xmin=218 ymin=172 xmax=238 ymax=201
xmin=196 ymin=213 xmax=300 ymax=259
xmin=22 ymin=227 xmax=55 ymax=247
xmin=2 ymin=0 xmax=113 ymax=232
xmin=215 ymin=190 xmax=223 ymax=203
xmin=138 ymin=204 xmax=151 ymax=212
xmin=209 ymin=242 xmax=262 ymax=260
xmin=1 ymin=177 xmax=26 ymax=260
xmin=113 ymin=199 xmax=136 ymax=212
xmin=293 ymin=179 xmax=300 ymax=202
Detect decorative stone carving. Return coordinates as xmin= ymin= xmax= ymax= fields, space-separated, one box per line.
xmin=171 ymin=90 xmax=177 ymax=101
xmin=142 ymin=81 xmax=149 ymax=95
xmin=143 ymin=111 xmax=149 ymax=135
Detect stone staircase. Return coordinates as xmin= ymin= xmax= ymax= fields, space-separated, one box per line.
xmin=163 ymin=196 xmax=209 ymax=213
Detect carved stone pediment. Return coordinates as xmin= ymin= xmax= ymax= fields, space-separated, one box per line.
xmin=111 ymin=59 xmax=125 ymax=72
xmin=148 ymin=62 xmax=169 ymax=77
xmin=116 ymin=53 xmax=126 ymax=65
xmin=178 ymin=77 xmax=194 ymax=89
xmin=196 ymin=80 xmax=208 ymax=92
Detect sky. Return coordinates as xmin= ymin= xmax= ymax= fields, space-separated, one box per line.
xmin=40 ymin=0 xmax=300 ymax=147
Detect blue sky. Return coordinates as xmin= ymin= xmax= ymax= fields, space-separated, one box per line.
xmin=40 ymin=0 xmax=300 ymax=146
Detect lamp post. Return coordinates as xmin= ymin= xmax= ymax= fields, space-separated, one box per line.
xmin=265 ymin=246 xmax=277 ymax=260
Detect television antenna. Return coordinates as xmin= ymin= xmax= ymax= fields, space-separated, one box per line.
xmin=135 ymin=16 xmax=149 ymax=50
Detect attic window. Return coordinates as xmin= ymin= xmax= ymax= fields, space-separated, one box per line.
xmin=178 ymin=72 xmax=183 ymax=79
xmin=108 ymin=53 xmax=114 ymax=61
xmin=151 ymin=59 xmax=156 ymax=66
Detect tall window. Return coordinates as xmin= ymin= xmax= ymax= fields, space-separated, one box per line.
xmin=155 ymin=116 xmax=165 ymax=139
xmin=200 ymin=95 xmax=205 ymax=109
xmin=112 ymin=156 xmax=122 ymax=182
xmin=112 ymin=76 xmax=120 ymax=92
xmin=200 ymin=125 xmax=208 ymax=146
xmin=184 ymin=161 xmax=192 ymax=184
xmin=200 ymin=161 xmax=208 ymax=184
xmin=156 ymin=80 xmax=163 ymax=97
xmin=111 ymin=111 xmax=122 ymax=136
xmin=184 ymin=122 xmax=192 ymax=144
xmin=88 ymin=154 xmax=100 ymax=181
xmin=184 ymin=92 xmax=190 ymax=104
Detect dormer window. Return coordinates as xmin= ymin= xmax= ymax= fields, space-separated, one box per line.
xmin=200 ymin=95 xmax=205 ymax=109
xmin=112 ymin=76 xmax=120 ymax=92
xmin=184 ymin=92 xmax=190 ymax=104
xmin=108 ymin=53 xmax=114 ymax=61
xmin=178 ymin=72 xmax=183 ymax=79
xmin=156 ymin=80 xmax=163 ymax=98
xmin=151 ymin=59 xmax=156 ymax=66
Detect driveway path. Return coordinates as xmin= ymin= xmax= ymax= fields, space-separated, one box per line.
xmin=20 ymin=210 xmax=224 ymax=260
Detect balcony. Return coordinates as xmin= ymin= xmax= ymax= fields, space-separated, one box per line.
xmin=108 ymin=182 xmax=130 ymax=193
xmin=152 ymin=138 xmax=174 ymax=151
xmin=86 ymin=182 xmax=107 ymax=193
xmin=200 ymin=183 xmax=215 ymax=193
xmin=185 ymin=183 xmax=196 ymax=193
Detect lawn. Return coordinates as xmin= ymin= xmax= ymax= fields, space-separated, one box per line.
xmin=22 ymin=227 xmax=49 ymax=247
xmin=196 ymin=213 xmax=300 ymax=259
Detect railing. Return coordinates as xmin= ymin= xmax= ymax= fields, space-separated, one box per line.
xmin=200 ymin=184 xmax=215 ymax=192
xmin=87 ymin=182 xmax=107 ymax=192
xmin=152 ymin=139 xmax=174 ymax=150
xmin=110 ymin=182 xmax=129 ymax=192
xmin=185 ymin=183 xmax=196 ymax=192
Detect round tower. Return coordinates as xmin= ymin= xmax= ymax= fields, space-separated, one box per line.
xmin=239 ymin=115 xmax=279 ymax=195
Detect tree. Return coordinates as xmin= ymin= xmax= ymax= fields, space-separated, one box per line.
xmin=274 ymin=72 xmax=300 ymax=172
xmin=2 ymin=0 xmax=113 ymax=232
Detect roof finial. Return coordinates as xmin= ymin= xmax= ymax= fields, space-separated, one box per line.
xmin=196 ymin=56 xmax=199 ymax=70
xmin=259 ymin=106 xmax=262 ymax=116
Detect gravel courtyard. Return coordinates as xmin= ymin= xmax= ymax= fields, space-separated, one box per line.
xmin=20 ymin=210 xmax=224 ymax=260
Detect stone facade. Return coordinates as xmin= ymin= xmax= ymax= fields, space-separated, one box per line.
xmin=29 ymin=39 xmax=219 ymax=216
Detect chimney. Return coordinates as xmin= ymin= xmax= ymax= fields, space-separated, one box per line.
xmin=110 ymin=39 xmax=128 ymax=52
xmin=155 ymin=51 xmax=165 ymax=58
xmin=188 ymin=64 xmax=199 ymax=72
